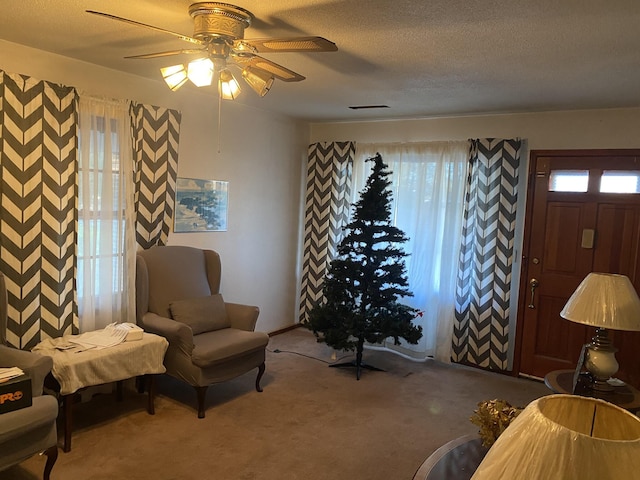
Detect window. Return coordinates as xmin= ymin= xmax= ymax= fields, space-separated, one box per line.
xmin=600 ymin=171 xmax=640 ymax=194
xmin=351 ymin=142 xmax=469 ymax=360
xmin=78 ymin=117 xmax=125 ymax=301
xmin=549 ymin=170 xmax=589 ymax=192
xmin=77 ymin=98 xmax=135 ymax=332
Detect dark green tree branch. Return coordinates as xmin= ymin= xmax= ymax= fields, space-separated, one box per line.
xmin=304 ymin=153 xmax=423 ymax=379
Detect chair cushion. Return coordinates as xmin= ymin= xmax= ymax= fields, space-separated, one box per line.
xmin=169 ymin=294 xmax=231 ymax=335
xmin=191 ymin=328 xmax=269 ymax=368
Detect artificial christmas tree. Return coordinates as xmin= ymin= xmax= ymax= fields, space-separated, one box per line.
xmin=305 ymin=153 xmax=423 ymax=379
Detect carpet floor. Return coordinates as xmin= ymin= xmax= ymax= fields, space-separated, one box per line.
xmin=11 ymin=328 xmax=549 ymax=479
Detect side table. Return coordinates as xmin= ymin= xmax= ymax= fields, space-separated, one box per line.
xmin=544 ymin=369 xmax=640 ymax=413
xmin=33 ymin=332 xmax=168 ymax=452
xmin=413 ymin=434 xmax=488 ymax=480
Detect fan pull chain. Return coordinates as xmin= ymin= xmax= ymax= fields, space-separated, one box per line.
xmin=217 ymin=92 xmax=222 ymax=154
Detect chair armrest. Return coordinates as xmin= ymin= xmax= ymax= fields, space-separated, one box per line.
xmin=0 ymin=345 xmax=52 ymax=396
xmin=0 ymin=395 xmax=59 ymax=444
xmin=225 ymin=303 xmax=260 ymax=331
xmin=141 ymin=312 xmax=194 ymax=355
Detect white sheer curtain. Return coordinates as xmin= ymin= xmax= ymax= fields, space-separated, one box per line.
xmin=77 ymin=97 xmax=136 ymax=332
xmin=353 ymin=142 xmax=469 ymax=362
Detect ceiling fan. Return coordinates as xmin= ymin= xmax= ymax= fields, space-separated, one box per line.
xmin=87 ymin=2 xmax=338 ymax=99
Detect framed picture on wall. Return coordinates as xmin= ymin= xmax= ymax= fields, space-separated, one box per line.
xmin=174 ymin=177 xmax=228 ymax=232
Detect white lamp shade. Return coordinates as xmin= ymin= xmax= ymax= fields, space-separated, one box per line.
xmin=187 ymin=58 xmax=214 ymax=87
xmin=242 ymin=66 xmax=274 ymax=97
xmin=218 ymin=69 xmax=241 ymax=100
xmin=472 ymin=395 xmax=640 ymax=479
xmin=560 ymin=273 xmax=640 ymax=331
xmin=160 ymin=64 xmax=188 ymax=91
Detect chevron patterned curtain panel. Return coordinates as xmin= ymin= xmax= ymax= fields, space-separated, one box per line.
xmin=0 ymin=73 xmax=182 ymax=347
xmin=452 ymin=138 xmax=522 ymax=371
xmin=0 ymin=71 xmax=78 ymax=348
xmin=130 ymin=102 xmax=181 ymax=250
xmin=298 ymin=141 xmax=355 ymax=324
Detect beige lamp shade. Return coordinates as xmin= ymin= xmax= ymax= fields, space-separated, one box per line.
xmin=472 ymin=395 xmax=640 ymax=479
xmin=187 ymin=58 xmax=214 ymax=87
xmin=560 ymin=273 xmax=640 ymax=331
xmin=242 ymin=66 xmax=275 ymax=97
xmin=218 ymin=69 xmax=241 ymax=100
xmin=160 ymin=64 xmax=188 ymax=91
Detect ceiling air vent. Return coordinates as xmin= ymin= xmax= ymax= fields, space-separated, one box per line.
xmin=348 ymin=105 xmax=390 ymax=110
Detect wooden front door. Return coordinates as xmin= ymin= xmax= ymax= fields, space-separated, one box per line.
xmin=517 ymin=150 xmax=640 ymax=388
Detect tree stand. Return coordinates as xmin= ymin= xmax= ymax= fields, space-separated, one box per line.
xmin=328 ymin=339 xmax=384 ymax=380
xmin=329 ymin=361 xmax=385 ymax=380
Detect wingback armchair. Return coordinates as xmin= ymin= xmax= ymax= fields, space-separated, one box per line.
xmin=136 ymin=245 xmax=269 ymax=418
xmin=0 ymin=273 xmax=58 ymax=480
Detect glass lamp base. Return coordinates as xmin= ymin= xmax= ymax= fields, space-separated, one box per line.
xmin=585 ymin=328 xmax=618 ymax=393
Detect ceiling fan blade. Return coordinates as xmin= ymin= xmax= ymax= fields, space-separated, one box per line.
xmin=125 ymin=49 xmax=206 ymax=59
xmin=236 ymin=55 xmax=305 ymax=82
xmin=240 ymin=37 xmax=337 ymax=53
xmin=86 ymin=10 xmax=203 ymax=46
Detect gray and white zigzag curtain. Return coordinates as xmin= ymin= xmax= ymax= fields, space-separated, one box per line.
xmin=0 ymin=72 xmax=78 ymax=348
xmin=298 ymin=141 xmax=355 ymax=323
xmin=0 ymin=70 xmax=181 ymax=348
xmin=130 ymin=103 xmax=181 ymax=249
xmin=452 ymin=138 xmax=521 ymax=370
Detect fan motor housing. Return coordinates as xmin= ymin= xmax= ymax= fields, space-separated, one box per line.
xmin=189 ymin=2 xmax=254 ymax=42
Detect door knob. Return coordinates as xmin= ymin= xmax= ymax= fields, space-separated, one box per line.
xmin=528 ymin=278 xmax=539 ymax=309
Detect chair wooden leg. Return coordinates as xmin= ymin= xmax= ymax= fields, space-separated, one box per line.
xmin=256 ymin=362 xmax=265 ymax=392
xmin=62 ymin=394 xmax=73 ymax=452
xmin=195 ymin=386 xmax=208 ymax=419
xmin=43 ymin=445 xmax=58 ymax=480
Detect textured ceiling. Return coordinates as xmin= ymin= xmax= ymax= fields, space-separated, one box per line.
xmin=1 ymin=0 xmax=639 ymax=122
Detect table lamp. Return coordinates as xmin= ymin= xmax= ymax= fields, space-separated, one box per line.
xmin=471 ymin=394 xmax=640 ymax=479
xmin=560 ymin=272 xmax=640 ymax=392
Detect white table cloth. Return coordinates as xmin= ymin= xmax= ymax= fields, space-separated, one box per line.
xmin=33 ymin=333 xmax=168 ymax=395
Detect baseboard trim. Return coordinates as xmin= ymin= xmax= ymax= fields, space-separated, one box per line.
xmin=268 ymin=323 xmax=303 ymax=337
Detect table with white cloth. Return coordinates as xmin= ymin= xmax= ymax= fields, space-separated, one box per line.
xmin=33 ymin=332 xmax=168 ymax=452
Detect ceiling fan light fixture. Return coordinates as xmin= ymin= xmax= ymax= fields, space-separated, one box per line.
xmin=87 ymin=5 xmax=337 ymax=99
xmin=187 ymin=57 xmax=214 ymax=87
xmin=219 ymin=69 xmax=241 ymax=100
xmin=242 ymin=66 xmax=274 ymax=97
xmin=160 ymin=64 xmax=188 ymax=91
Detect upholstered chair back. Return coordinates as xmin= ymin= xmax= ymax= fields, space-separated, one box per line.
xmin=135 ymin=245 xmax=267 ymax=418
xmin=136 ymin=246 xmax=222 ymax=321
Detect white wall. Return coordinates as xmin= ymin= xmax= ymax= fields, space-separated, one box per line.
xmin=310 ymin=108 xmax=640 ymax=149
xmin=0 ymin=39 xmax=308 ymax=334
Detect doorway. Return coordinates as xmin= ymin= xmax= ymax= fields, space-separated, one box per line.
xmin=516 ymin=149 xmax=640 ymax=388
